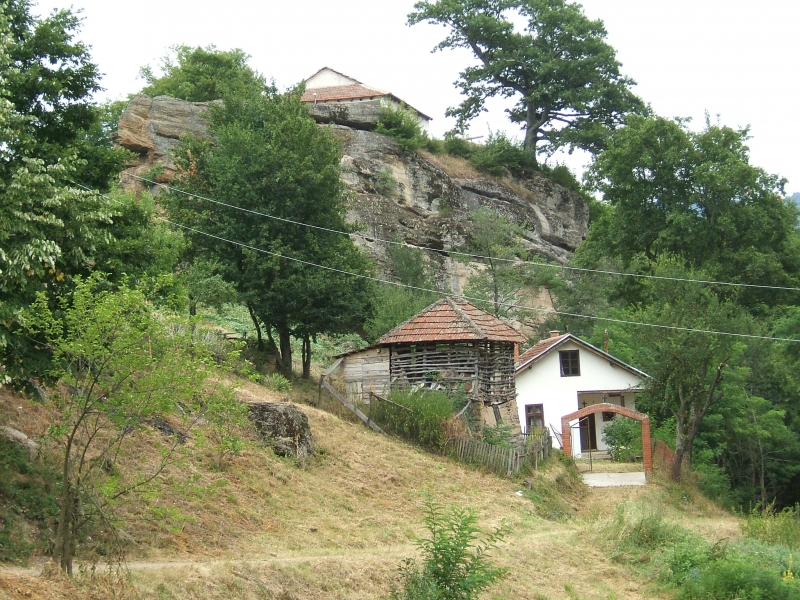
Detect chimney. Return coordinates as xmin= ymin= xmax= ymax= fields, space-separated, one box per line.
xmin=549 ymin=330 xmax=560 ymax=338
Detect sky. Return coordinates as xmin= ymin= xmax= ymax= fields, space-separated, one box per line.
xmin=33 ymin=0 xmax=800 ymax=193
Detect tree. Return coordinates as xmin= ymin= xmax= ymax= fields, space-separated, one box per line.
xmin=599 ymin=260 xmax=755 ymax=483
xmin=24 ymin=277 xmax=241 ymax=574
xmin=462 ymin=207 xmax=532 ymax=318
xmin=586 ymin=115 xmax=800 ymax=312
xmin=3 ymin=0 xmax=128 ymax=190
xmin=408 ymin=0 xmax=644 ymax=163
xmin=166 ymin=85 xmax=373 ymax=376
xmin=139 ymin=44 xmax=265 ymax=102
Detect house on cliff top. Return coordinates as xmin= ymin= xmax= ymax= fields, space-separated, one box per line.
xmin=301 ymin=67 xmax=431 ymax=131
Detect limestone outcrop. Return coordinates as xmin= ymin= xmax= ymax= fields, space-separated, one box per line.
xmin=115 ymin=95 xmax=589 ymax=293
xmin=247 ymin=402 xmax=314 ymax=461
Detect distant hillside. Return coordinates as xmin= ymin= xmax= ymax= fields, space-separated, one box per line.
xmin=790 ymin=192 xmax=800 ymax=207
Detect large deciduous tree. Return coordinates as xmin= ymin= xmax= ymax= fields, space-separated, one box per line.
xmin=408 ymin=0 xmax=644 ymax=162
xmin=585 ymin=115 xmax=800 ymax=312
xmin=166 ymin=86 xmax=373 ymax=377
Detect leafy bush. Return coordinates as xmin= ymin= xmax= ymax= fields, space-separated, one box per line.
xmin=375 ymin=167 xmax=398 ymax=197
xmin=263 ymin=373 xmax=292 ymax=393
xmin=482 ymin=423 xmax=514 ymax=448
xmin=469 ymin=131 xmax=534 ymax=177
xmin=376 ymin=102 xmax=428 ymax=153
xmin=538 ymin=163 xmax=583 ymax=192
xmin=392 ymin=499 xmax=508 ymax=600
xmin=740 ymin=504 xmax=800 ymax=551
xmin=601 ymin=416 xmax=642 ymax=462
xmin=372 ymin=389 xmax=455 ymax=450
xmin=443 ymin=131 xmax=476 ymax=159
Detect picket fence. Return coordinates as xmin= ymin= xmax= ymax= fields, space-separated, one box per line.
xmin=453 ymin=428 xmax=552 ymax=476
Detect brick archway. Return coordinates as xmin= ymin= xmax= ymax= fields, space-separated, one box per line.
xmin=561 ymin=403 xmax=652 ymax=474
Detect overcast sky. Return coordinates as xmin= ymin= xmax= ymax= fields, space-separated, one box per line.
xmin=33 ymin=0 xmax=800 ymax=193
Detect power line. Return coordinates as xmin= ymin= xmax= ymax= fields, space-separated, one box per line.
xmin=128 ymin=174 xmax=800 ymax=293
xmin=164 ymin=219 xmax=800 ymax=344
xmin=72 ymin=181 xmax=800 ymax=343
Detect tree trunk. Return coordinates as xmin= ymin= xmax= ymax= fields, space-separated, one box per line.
xmin=301 ymin=334 xmax=312 ymax=379
xmin=247 ymin=304 xmax=264 ymax=352
xmin=523 ymin=104 xmax=541 ymax=167
xmin=54 ymin=480 xmax=77 ymax=575
xmin=189 ymin=296 xmax=197 ymax=317
xmin=278 ymin=329 xmax=293 ymax=376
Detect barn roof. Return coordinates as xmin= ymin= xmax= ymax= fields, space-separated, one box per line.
xmin=377 ymin=297 xmax=526 ymax=345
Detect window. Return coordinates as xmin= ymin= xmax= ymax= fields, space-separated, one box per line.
xmin=559 ymin=350 xmax=580 ymax=376
xmin=602 ymin=411 xmax=615 ymax=422
xmin=526 ymin=404 xmax=545 ymax=430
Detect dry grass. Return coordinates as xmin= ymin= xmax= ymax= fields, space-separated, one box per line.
xmin=0 ymin=377 xmax=742 ymax=599
xmin=419 ymin=151 xmax=481 ymax=180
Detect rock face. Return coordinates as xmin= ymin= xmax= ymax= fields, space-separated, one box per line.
xmin=247 ymin=402 xmax=314 ymax=461
xmin=115 ymin=95 xmax=589 ymax=291
xmin=0 ymin=426 xmax=39 ymax=460
xmin=115 ymin=95 xmax=214 ymax=193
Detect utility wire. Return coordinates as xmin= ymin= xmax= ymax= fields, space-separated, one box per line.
xmin=164 ymin=218 xmax=800 ymax=345
xmin=128 ymin=174 xmax=800 ymax=293
xmin=72 ymin=181 xmax=800 ymax=343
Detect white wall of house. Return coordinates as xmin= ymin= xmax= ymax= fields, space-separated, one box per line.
xmin=515 ymin=340 xmax=644 ymax=456
xmin=306 ymin=69 xmax=358 ymax=89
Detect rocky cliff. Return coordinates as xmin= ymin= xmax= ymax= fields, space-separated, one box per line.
xmin=116 ymin=95 xmax=589 ymax=293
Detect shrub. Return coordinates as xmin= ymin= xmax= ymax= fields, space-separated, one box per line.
xmin=263 ymin=373 xmax=292 ymax=393
xmin=740 ymin=504 xmax=800 ymax=551
xmin=375 ymin=167 xmax=397 ymax=197
xmin=372 ymin=389 xmax=455 ymax=450
xmin=482 ymin=423 xmax=514 ymax=448
xmin=376 ymin=102 xmax=426 ymax=153
xmin=538 ymin=164 xmax=582 ymax=192
xmin=392 ymin=499 xmax=508 ymax=600
xmin=469 ymin=131 xmax=534 ymax=177
xmin=443 ymin=131 xmax=476 ymax=159
xmin=601 ymin=416 xmax=642 ymax=462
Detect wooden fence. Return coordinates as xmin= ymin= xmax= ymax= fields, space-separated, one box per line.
xmin=453 ymin=428 xmax=552 ymax=476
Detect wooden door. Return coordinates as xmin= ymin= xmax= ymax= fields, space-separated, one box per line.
xmin=579 ymin=414 xmax=597 ymax=451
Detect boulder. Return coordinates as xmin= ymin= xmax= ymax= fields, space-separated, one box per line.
xmin=247 ymin=402 xmax=314 ymax=461
xmin=0 ymin=426 xmax=39 ymax=460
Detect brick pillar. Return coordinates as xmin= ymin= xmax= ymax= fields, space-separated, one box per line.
xmin=641 ymin=417 xmax=653 ymax=474
xmin=561 ymin=417 xmax=571 ymax=457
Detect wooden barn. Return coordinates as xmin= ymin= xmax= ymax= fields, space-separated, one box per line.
xmin=377 ymin=297 xmax=527 ymax=432
xmin=328 ymin=345 xmax=390 ymax=403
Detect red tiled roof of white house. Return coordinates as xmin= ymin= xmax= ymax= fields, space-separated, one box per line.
xmin=300 ymin=84 xmax=388 ymax=103
xmin=378 ymin=297 xmax=526 ymax=345
xmin=515 ymin=331 xmax=649 ymax=379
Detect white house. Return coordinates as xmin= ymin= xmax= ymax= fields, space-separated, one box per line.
xmin=300 ymin=67 xmax=431 ymax=132
xmin=515 ymin=331 xmax=648 ymax=457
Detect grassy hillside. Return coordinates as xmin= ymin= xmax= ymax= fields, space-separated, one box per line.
xmin=0 ymin=378 xmax=787 ymax=599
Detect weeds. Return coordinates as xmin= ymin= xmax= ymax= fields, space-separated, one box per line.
xmin=263 ymin=373 xmax=292 ymax=393
xmin=740 ymin=504 xmax=800 ymax=550
xmin=371 ymin=389 xmax=456 ymax=450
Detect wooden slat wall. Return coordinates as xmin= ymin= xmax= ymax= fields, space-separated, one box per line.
xmin=452 ymin=429 xmax=552 ymax=476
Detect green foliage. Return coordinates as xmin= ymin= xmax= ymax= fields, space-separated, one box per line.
xmin=372 ymin=389 xmax=456 ymax=450
xmin=740 ymin=505 xmax=800 ymax=551
xmin=603 ymin=503 xmax=800 ymax=598
xmin=139 ymin=44 xmax=265 ymax=102
xmin=166 ymin=83 xmax=374 ymax=375
xmin=375 ymin=167 xmax=398 ymax=197
xmin=461 ymin=207 xmax=533 ymax=318
xmin=263 ymin=373 xmax=292 ymax=393
xmin=22 ymin=276 xmax=238 ymax=574
xmin=365 ymin=243 xmax=439 ymax=342
xmin=376 ymin=102 xmax=429 ymax=153
xmin=392 ymin=499 xmax=508 ymax=600
xmin=0 ymin=439 xmax=60 ymax=563
xmin=443 ymin=131 xmax=476 ymax=159
xmin=481 ymin=423 xmax=514 ymax=448
xmin=469 ymin=131 xmax=534 ymax=177
xmin=601 ymin=417 xmax=642 ymax=462
xmin=408 ymin=0 xmax=645 ymax=161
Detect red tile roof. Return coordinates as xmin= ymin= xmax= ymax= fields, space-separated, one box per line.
xmin=301 ymin=84 xmax=388 ymax=103
xmin=516 ymin=334 xmax=567 ymax=366
xmin=378 ymin=298 xmax=527 ymax=345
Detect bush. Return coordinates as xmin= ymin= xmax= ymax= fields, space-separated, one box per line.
xmin=740 ymin=504 xmax=800 ymax=551
xmin=601 ymin=417 xmax=642 ymax=462
xmin=376 ymin=102 xmax=427 ymax=153
xmin=482 ymin=423 xmax=514 ymax=448
xmin=392 ymin=499 xmax=508 ymax=600
xmin=372 ymin=389 xmax=455 ymax=450
xmin=443 ymin=131 xmax=476 ymax=159
xmin=263 ymin=373 xmax=292 ymax=393
xmin=469 ymin=131 xmax=534 ymax=177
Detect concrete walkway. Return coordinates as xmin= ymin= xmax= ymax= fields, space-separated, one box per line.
xmin=582 ymin=472 xmax=647 ymax=487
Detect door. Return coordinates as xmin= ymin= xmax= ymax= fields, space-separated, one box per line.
xmin=579 ymin=414 xmax=597 ymax=451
